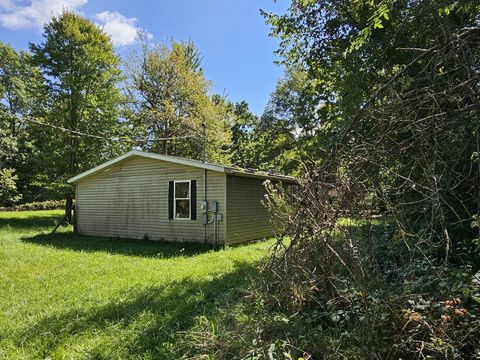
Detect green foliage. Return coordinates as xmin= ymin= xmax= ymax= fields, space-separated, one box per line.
xmin=347 ymin=0 xmax=392 ymax=54
xmin=264 ymin=0 xmax=480 ymax=123
xmin=231 ymin=221 xmax=480 ymax=359
xmin=127 ymin=38 xmax=231 ymax=164
xmin=262 ymin=179 xmax=297 ymax=234
xmin=253 ymin=66 xmax=326 ymax=175
xmin=222 ymin=69 xmax=326 ymax=175
xmin=0 ymin=42 xmax=43 ymax=123
xmin=0 ymin=200 xmax=65 ymax=211
xmin=0 ymin=168 xmax=22 ymax=206
xmin=255 ymin=1 xmax=480 ymax=358
xmin=228 ymin=101 xmax=258 ymax=168
xmin=0 ymin=41 xmax=44 ymax=205
xmin=30 ymin=11 xmax=126 ymax=200
xmin=262 ymin=0 xmax=480 ymax=257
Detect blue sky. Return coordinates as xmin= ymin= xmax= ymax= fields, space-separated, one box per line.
xmin=0 ymin=0 xmax=289 ymax=115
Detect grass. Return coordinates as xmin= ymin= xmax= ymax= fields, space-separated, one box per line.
xmin=0 ymin=210 xmax=273 ymax=359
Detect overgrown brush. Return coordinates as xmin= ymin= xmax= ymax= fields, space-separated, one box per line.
xmin=0 ymin=199 xmax=65 ymax=211
xmin=248 ymin=20 xmax=480 ymax=360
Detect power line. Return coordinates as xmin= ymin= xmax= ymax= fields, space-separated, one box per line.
xmin=22 ymin=116 xmax=198 ymax=143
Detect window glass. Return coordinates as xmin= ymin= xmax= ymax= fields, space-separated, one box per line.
xmin=175 ymin=199 xmax=190 ymax=219
xmin=174 ymin=181 xmax=190 ymax=219
xmin=175 ymin=182 xmax=189 ymax=198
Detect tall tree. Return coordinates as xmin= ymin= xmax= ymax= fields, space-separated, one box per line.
xmin=251 ymin=67 xmax=324 ymax=175
xmin=229 ymin=101 xmax=258 ymax=168
xmin=30 ymin=11 xmax=124 ymax=221
xmin=0 ymin=42 xmax=44 ymax=206
xmin=257 ymin=3 xmax=480 ymax=357
xmin=127 ymin=38 xmax=231 ymax=164
xmin=263 ymin=0 xmax=480 ymax=237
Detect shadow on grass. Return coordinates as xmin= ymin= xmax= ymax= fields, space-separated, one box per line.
xmin=0 ymin=213 xmax=63 ymax=230
xmin=16 ymin=260 xmax=256 ymax=359
xmin=21 ymin=232 xmax=214 ymax=258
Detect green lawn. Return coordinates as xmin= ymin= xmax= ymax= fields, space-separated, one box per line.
xmin=0 ymin=210 xmax=272 ymax=359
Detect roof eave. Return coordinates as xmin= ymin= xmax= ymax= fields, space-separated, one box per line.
xmin=225 ymin=168 xmax=298 ymax=183
xmin=67 ymin=150 xmax=226 ymax=184
xmin=68 ymin=151 xmax=136 ymax=184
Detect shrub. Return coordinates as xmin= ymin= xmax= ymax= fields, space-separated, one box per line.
xmin=0 ymin=168 xmax=22 ymax=206
xmin=0 ymin=200 xmax=66 ymax=211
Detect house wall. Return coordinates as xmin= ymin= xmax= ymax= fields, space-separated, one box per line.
xmin=225 ymin=175 xmax=274 ymax=244
xmin=75 ymin=156 xmax=226 ymax=244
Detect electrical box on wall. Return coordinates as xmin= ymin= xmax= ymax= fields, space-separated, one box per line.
xmin=200 ymin=200 xmax=208 ymax=213
xmin=201 ymin=213 xmax=208 ymax=225
xmin=208 ymin=201 xmax=218 ymax=212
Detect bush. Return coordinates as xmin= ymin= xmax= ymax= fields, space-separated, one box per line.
xmin=0 ymin=168 xmax=22 ymax=206
xmin=0 ymin=200 xmax=66 ymax=211
xmin=184 ymin=225 xmax=480 ymax=359
xmin=232 ymin=221 xmax=480 ymax=359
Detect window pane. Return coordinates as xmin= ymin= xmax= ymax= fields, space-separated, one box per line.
xmin=175 ymin=199 xmax=190 ymax=219
xmin=175 ymin=182 xmax=189 ymax=198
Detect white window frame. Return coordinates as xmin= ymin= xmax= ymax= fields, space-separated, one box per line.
xmin=173 ymin=180 xmax=191 ymax=220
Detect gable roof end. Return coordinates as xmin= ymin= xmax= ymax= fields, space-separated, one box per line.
xmin=67 ymin=150 xmax=297 ymax=184
xmin=67 ymin=150 xmax=225 ymax=184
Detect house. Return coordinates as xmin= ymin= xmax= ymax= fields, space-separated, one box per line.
xmin=67 ymin=150 xmax=297 ymax=246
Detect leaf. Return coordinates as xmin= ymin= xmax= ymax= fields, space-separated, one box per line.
xmin=300 ymin=0 xmax=314 ymax=7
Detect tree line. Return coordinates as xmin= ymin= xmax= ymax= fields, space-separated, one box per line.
xmin=0 ymin=11 xmax=307 ymax=214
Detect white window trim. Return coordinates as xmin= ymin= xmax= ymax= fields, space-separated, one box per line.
xmin=173 ymin=180 xmax=191 ymax=220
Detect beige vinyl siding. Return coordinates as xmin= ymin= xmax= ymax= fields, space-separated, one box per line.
xmin=225 ymin=175 xmax=273 ymax=244
xmin=76 ymin=156 xmax=226 ymax=244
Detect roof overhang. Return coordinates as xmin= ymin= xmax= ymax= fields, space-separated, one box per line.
xmin=67 ymin=150 xmax=226 ymax=184
xmin=224 ymin=168 xmax=298 ymax=183
xmin=68 ymin=150 xmax=298 ymax=184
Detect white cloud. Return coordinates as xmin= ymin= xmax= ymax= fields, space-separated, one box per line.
xmin=0 ymin=0 xmax=87 ymax=29
xmin=0 ymin=0 xmax=14 ymax=11
xmin=95 ymin=11 xmax=151 ymax=46
xmin=0 ymin=1 xmax=151 ymax=47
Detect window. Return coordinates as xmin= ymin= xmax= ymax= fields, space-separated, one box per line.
xmin=174 ymin=180 xmax=190 ymax=219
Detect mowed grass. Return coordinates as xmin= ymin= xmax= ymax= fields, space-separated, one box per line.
xmin=0 ymin=210 xmax=272 ymax=359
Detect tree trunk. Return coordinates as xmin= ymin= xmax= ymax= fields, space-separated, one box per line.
xmin=65 ymin=137 xmax=75 ymax=224
xmin=65 ymin=89 xmax=79 ymax=224
xmin=65 ymin=196 xmax=73 ymax=224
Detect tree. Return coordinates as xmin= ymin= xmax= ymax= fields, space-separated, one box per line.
xmin=0 ymin=168 xmax=21 ymax=206
xmin=30 ymin=11 xmax=125 ymax=222
xmin=251 ymin=66 xmax=327 ymax=175
xmin=263 ymin=0 xmax=480 ymax=245
xmin=221 ymin=98 xmax=299 ymax=174
xmin=262 ymin=0 xmax=480 ymax=231
xmin=229 ymin=101 xmax=258 ymax=168
xmin=228 ymin=67 xmax=321 ymax=176
xmin=127 ymin=38 xmax=231 ymax=164
xmin=0 ymin=41 xmax=44 ymax=206
xmin=258 ymin=2 xmax=480 ymax=357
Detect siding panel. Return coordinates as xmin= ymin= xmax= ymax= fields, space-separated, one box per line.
xmin=225 ymin=175 xmax=273 ymax=244
xmin=76 ymin=156 xmax=226 ymax=244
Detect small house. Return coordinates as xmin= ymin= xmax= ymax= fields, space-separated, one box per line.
xmin=68 ymin=150 xmax=296 ymax=245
